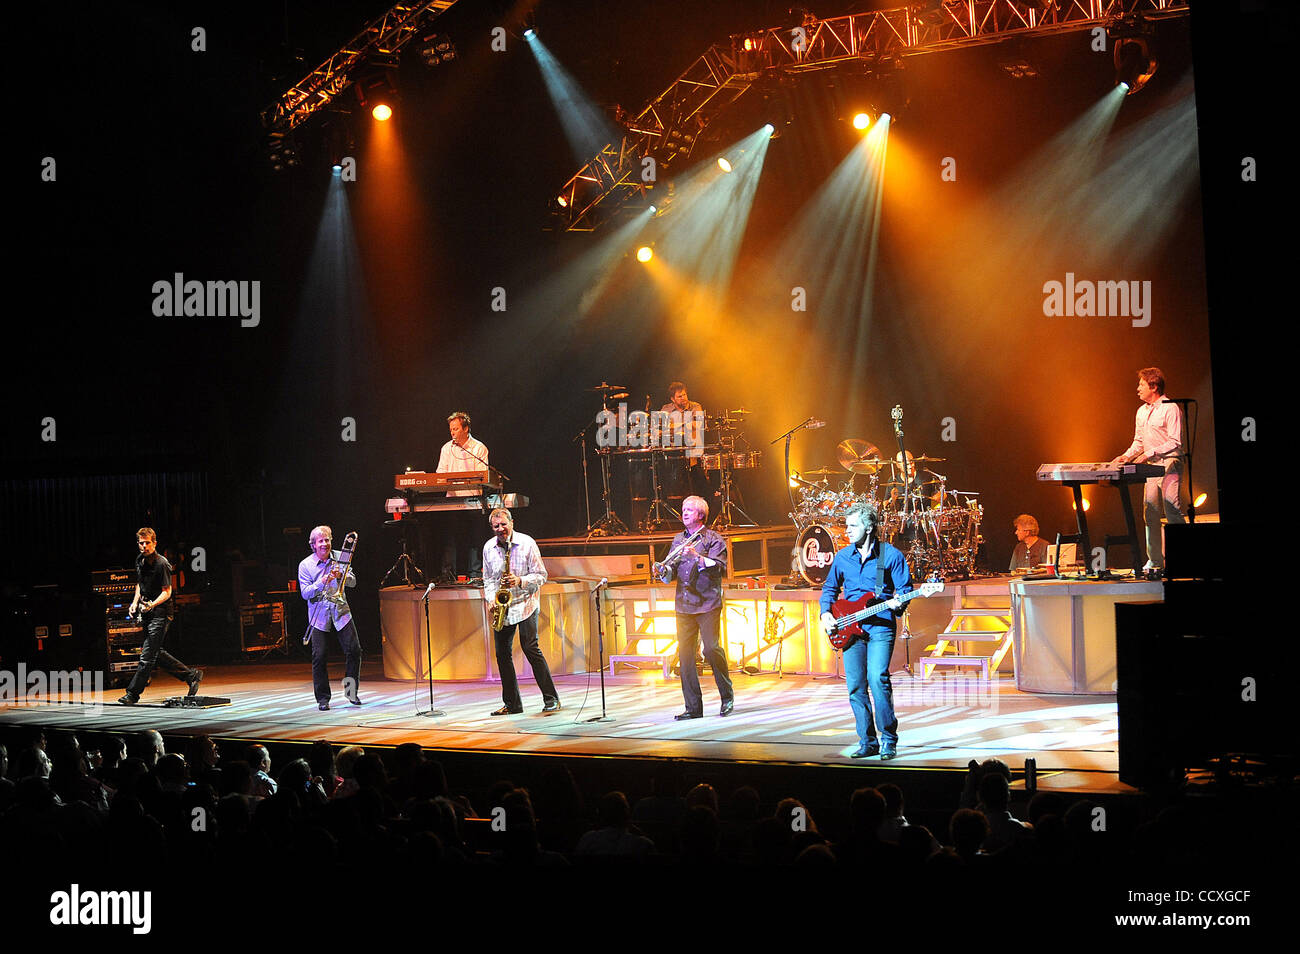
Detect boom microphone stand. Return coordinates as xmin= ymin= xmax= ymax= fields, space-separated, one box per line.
xmin=416 ymin=582 xmax=446 ymax=717
xmin=582 ymin=578 xmax=615 ymax=723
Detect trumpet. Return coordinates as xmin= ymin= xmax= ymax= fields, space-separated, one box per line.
xmin=652 ymin=527 xmax=705 ymax=582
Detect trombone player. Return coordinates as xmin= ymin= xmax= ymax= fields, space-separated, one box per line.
xmin=299 ymin=525 xmax=362 ymax=711
xmin=483 ymin=508 xmax=560 ymax=716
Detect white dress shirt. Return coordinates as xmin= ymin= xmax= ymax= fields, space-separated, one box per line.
xmin=437 ymin=435 xmax=489 ymax=497
xmin=482 ymin=531 xmax=547 ymax=626
xmin=1120 ymin=400 xmax=1182 ymax=463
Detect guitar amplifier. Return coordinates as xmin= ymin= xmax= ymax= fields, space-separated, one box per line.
xmin=240 ymin=601 xmax=288 ymax=654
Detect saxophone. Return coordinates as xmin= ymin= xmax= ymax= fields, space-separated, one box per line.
xmin=491 ymin=538 xmax=513 ymax=632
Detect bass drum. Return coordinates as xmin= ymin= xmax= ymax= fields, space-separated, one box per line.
xmin=796 ymin=523 xmax=848 ymax=586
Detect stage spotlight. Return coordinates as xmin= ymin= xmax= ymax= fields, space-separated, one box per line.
xmin=1071 ymin=498 xmax=1092 ymax=512
xmin=419 ymin=33 xmax=458 ymax=66
xmin=717 ymin=157 xmax=733 ymax=173
xmin=636 ymin=245 xmax=654 ymax=262
xmin=648 ymin=205 xmax=657 ymax=213
xmin=372 ymin=103 xmax=392 ymax=121
xmin=1114 ymin=37 xmax=1157 ymax=95
xmin=852 ymin=112 xmax=871 ymax=131
xmin=524 ymin=28 xmax=535 ymax=39
xmin=556 ymin=194 xmax=569 ymax=208
xmin=331 ymin=163 xmax=342 ymax=176
xmin=1194 ymin=492 xmax=1208 ymax=508
xmin=789 ymin=472 xmax=801 ymax=488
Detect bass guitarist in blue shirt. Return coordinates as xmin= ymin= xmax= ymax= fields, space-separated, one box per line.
xmin=819 ymin=503 xmax=912 ymax=760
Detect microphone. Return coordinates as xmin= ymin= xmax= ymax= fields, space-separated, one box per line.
xmin=806 ymin=418 xmax=826 ymax=429
xmin=597 ymin=577 xmax=609 ymax=589
xmin=422 ymin=581 xmax=436 ymax=599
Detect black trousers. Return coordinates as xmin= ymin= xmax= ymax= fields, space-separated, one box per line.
xmin=125 ymin=615 xmax=192 ymax=697
xmin=494 ymin=610 xmax=558 ymax=710
xmin=439 ymin=510 xmax=486 ymax=578
xmin=675 ymin=608 xmax=733 ymax=716
xmin=310 ymin=619 xmax=362 ymax=704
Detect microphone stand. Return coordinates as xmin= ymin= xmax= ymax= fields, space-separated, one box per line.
xmin=582 ymin=579 xmax=615 ymax=723
xmin=771 ymin=417 xmax=822 ymax=515
xmin=572 ymin=419 xmax=594 ymax=533
xmin=417 ymin=582 xmax=445 ymax=717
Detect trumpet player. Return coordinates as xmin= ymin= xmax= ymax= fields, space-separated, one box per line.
xmin=299 ymin=525 xmax=362 ymax=711
xmin=483 ymin=508 xmax=560 ymax=716
xmin=658 ymin=496 xmax=734 ymax=720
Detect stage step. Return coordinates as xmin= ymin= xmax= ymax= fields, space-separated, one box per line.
xmin=920 ymin=655 xmax=990 ymax=679
xmin=937 ymin=629 xmax=1004 ymax=642
xmin=609 ymin=654 xmax=676 ymax=678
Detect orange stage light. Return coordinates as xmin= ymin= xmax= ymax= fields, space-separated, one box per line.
xmin=372 ymin=104 xmax=392 ymax=121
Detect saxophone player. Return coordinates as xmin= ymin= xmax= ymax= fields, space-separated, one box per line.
xmin=298 ymin=525 xmax=362 ymax=711
xmin=483 ymin=508 xmax=561 ymax=716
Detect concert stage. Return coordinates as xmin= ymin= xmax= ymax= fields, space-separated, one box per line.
xmin=0 ymin=660 xmax=1128 ymax=795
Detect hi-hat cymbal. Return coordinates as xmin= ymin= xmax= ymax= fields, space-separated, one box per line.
xmin=586 ymin=381 xmax=627 ymax=392
xmin=837 ymin=438 xmax=883 ymax=473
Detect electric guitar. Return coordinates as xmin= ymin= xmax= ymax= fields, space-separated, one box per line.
xmin=826 ymin=580 xmax=945 ymax=649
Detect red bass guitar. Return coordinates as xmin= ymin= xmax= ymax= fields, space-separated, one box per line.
xmin=826 ymin=580 xmax=945 ymax=649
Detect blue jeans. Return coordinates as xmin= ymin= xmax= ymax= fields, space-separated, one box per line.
xmin=842 ymin=631 xmax=897 ymax=746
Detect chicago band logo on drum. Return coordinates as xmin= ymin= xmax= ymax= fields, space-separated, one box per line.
xmin=596 ymin=403 xmax=705 ymax=457
xmin=801 ymin=532 xmax=835 ymax=570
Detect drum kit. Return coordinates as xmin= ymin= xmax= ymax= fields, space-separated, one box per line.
xmin=580 ymin=383 xmax=761 ymax=535
xmin=790 ymin=438 xmax=983 ymax=585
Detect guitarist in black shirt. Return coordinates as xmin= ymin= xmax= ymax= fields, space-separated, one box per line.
xmin=119 ymin=528 xmax=203 ymax=705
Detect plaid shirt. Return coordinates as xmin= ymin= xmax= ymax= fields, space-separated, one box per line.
xmin=482 ymin=531 xmax=547 ymax=626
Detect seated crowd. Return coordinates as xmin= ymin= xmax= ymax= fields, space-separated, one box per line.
xmin=0 ymin=727 xmax=1236 ymax=873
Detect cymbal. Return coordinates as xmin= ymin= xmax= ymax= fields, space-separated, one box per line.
xmin=803 ymin=467 xmax=840 ymax=479
xmin=911 ymin=454 xmax=947 ymax=463
xmin=789 ymin=474 xmax=820 ymax=489
xmin=726 ymin=407 xmax=751 ymax=417
xmin=586 ymin=381 xmax=627 ymax=392
xmin=837 ymin=438 xmax=883 ymax=473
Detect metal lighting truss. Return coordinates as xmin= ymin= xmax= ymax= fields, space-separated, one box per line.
xmin=261 ymin=1 xmax=461 ymax=134
xmin=553 ymin=0 xmax=1189 ymax=231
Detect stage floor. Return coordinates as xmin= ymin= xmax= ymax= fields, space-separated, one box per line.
xmin=1 ymin=661 xmax=1129 ymax=793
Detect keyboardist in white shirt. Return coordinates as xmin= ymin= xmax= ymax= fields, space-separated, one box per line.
xmin=437 ymin=411 xmax=490 ymax=578
xmin=1109 ymin=367 xmax=1185 ymax=574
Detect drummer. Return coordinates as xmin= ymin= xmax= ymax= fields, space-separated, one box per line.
xmin=661 ymin=381 xmax=706 ymax=499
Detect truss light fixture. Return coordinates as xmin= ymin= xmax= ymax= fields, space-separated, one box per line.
xmin=852 ymin=112 xmax=871 ymax=130
xmin=1114 ymin=36 xmax=1158 ymax=95
xmin=636 ymin=245 xmax=654 ymax=262
xmin=420 ymin=33 xmax=458 ymax=66
xmin=717 ymin=156 xmax=733 ymax=173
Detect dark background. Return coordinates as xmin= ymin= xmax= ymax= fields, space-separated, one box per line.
xmin=7 ymin=0 xmax=1279 ymax=649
